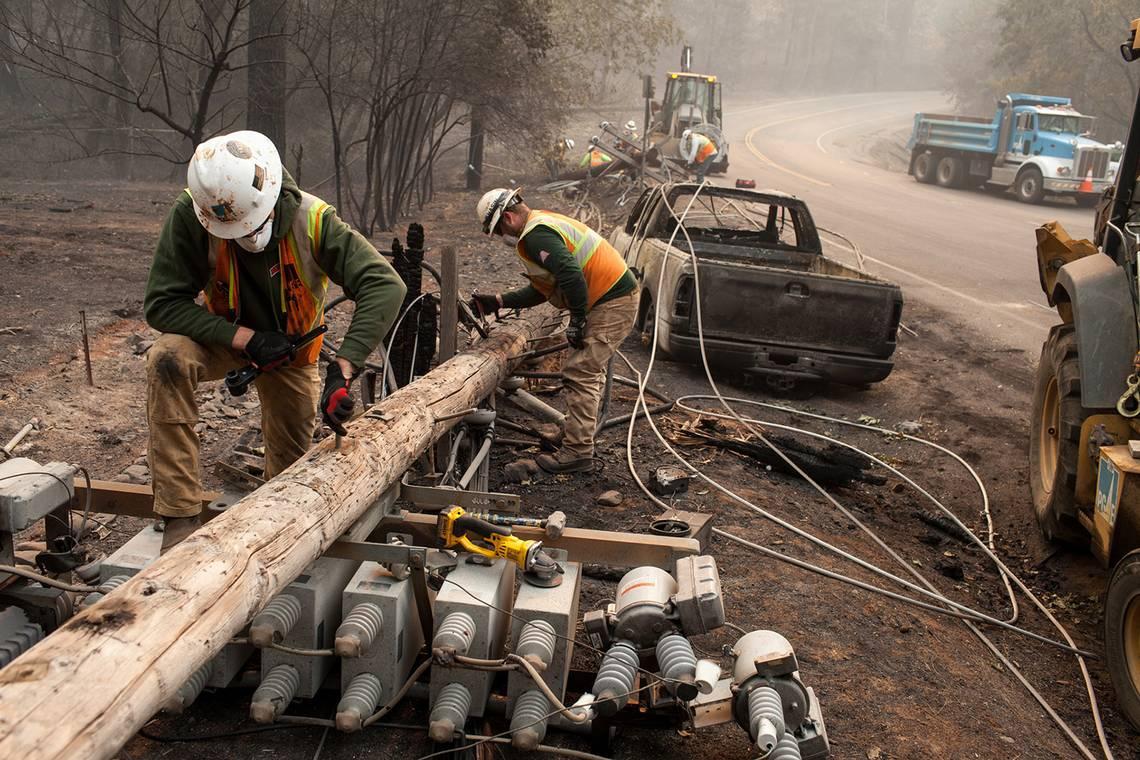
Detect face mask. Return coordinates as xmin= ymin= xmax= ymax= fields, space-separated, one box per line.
xmin=235 ymin=220 xmax=273 ymax=253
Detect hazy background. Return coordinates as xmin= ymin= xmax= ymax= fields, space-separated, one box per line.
xmin=1 ymin=0 xmax=1136 ymax=228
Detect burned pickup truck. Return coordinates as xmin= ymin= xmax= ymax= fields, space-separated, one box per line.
xmin=610 ymin=183 xmax=903 ymax=387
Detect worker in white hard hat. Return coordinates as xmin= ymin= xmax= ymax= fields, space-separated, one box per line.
xmin=144 ymin=130 xmax=406 ymax=550
xmin=681 ymin=129 xmax=720 ymax=182
xmin=467 ymin=189 xmax=639 ymax=475
xmin=543 ymin=137 xmax=577 ymax=180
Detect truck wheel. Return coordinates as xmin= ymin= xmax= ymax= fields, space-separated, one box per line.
xmin=1016 ymin=167 xmax=1045 ymax=204
xmin=1105 ymin=550 xmax=1140 ymax=731
xmin=912 ymin=152 xmax=936 ymax=184
xmin=1028 ymin=325 xmax=1092 ymax=543
xmin=639 ymin=297 xmax=672 ymax=360
xmin=935 ymin=156 xmax=964 ymax=188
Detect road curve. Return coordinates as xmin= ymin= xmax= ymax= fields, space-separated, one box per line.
xmin=721 ymin=91 xmax=1095 ymax=357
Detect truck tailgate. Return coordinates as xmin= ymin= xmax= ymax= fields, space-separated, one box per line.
xmin=689 ymin=260 xmax=901 ymax=358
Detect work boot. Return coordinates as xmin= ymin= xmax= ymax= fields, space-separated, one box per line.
xmin=536 ymin=450 xmax=593 ymax=474
xmin=159 ymin=515 xmax=202 ymax=554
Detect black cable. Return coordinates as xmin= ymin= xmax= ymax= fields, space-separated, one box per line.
xmin=138 ymin=723 xmax=320 ymax=743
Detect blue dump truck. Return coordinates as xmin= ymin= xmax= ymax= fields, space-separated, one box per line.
xmin=907 ymin=93 xmax=1117 ymax=205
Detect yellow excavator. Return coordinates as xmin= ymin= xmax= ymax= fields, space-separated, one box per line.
xmin=647 ymin=45 xmax=728 ymax=174
xmin=1030 ymin=17 xmax=1140 ymax=732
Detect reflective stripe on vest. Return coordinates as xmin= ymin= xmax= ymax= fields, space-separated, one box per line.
xmin=694 ymin=134 xmax=717 ymax=163
xmin=516 ymin=210 xmax=629 ymax=310
xmin=203 ymin=190 xmax=331 ymax=365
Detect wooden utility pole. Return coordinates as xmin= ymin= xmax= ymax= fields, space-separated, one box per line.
xmin=466 ymin=109 xmax=484 ymax=190
xmin=0 ymin=308 xmax=555 ymax=760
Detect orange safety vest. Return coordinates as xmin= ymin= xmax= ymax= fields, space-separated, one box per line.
xmin=692 ymin=133 xmax=717 ymax=163
xmin=579 ymin=148 xmax=613 ymax=170
xmin=517 ymin=210 xmax=629 ymax=310
xmin=202 ymin=190 xmax=331 ymax=365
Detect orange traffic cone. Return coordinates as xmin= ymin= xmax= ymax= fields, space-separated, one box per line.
xmin=1079 ymin=170 xmax=1094 ymax=194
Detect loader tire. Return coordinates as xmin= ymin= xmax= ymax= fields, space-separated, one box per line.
xmin=1028 ymin=325 xmax=1093 ymax=544
xmin=1105 ymin=549 xmax=1140 ymax=731
xmin=912 ymin=151 xmax=936 ymax=184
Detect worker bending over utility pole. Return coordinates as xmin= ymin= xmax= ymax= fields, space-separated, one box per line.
xmin=469 ymin=188 xmax=638 ymax=474
xmin=681 ymin=129 xmax=720 ymax=183
xmin=144 ymin=130 xmax=406 ymax=551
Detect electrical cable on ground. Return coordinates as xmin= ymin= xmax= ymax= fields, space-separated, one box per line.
xmin=620 ymin=179 xmax=1111 ymax=759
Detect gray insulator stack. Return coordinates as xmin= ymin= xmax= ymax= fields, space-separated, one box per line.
xmin=335 ymin=672 xmax=383 ymax=733
xmin=433 ymin=611 xmax=476 ymax=654
xmin=335 ymin=602 xmax=384 ymax=658
xmin=655 ymin=633 xmax=698 ymax=700
xmin=162 ymin=661 xmax=212 ymax=714
xmin=250 ymin=663 xmax=301 ymax=724
xmin=249 ymin=594 xmax=302 ymax=647
xmin=516 ymin=619 xmax=557 ymax=667
xmin=769 ymin=732 xmax=802 ymax=760
xmin=510 ymin=689 xmax=551 ymax=750
xmin=81 ymin=574 xmax=130 ymax=609
xmin=0 ymin=607 xmax=42 ymax=668
xmin=748 ymin=685 xmax=787 ymax=757
xmin=592 ymin=640 xmax=639 ymax=717
xmin=428 ymin=682 xmax=472 ymax=742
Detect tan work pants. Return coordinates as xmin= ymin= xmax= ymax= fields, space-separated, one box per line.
xmin=146 ymin=333 xmax=320 ymax=517
xmin=561 ymin=288 xmax=639 ymax=458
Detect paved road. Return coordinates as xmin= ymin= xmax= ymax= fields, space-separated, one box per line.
xmin=720 ymin=91 xmax=1095 ymax=356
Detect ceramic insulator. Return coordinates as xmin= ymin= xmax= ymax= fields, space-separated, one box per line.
xmin=515 ymin=619 xmax=557 ymax=667
xmin=769 ymin=731 xmax=802 ymax=760
xmin=748 ymin=685 xmax=786 ymax=756
xmin=655 ymin=633 xmax=698 ymax=699
xmin=592 ymin=640 xmax=639 ymax=717
xmin=433 ymin=611 xmax=476 ymax=655
xmin=335 ymin=672 xmax=383 ymax=732
xmin=510 ymin=689 xmax=551 ymax=750
xmin=335 ymin=602 xmax=384 ymax=658
xmin=249 ymin=595 xmax=302 ymax=647
xmin=428 ymin=682 xmax=472 ymax=742
xmin=162 ymin=661 xmax=212 ymax=714
xmin=249 ymin=664 xmax=300 ymax=724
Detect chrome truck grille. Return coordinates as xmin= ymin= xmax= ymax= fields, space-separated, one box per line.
xmin=1076 ymin=147 xmax=1110 ymax=179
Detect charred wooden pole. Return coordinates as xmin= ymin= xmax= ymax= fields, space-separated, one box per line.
xmin=0 ymin=307 xmax=556 ymax=760
xmin=386 ymin=223 xmax=433 ymax=387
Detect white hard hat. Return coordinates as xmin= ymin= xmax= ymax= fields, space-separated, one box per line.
xmin=682 ymin=129 xmax=693 ymax=141
xmin=187 ymin=130 xmax=282 ymax=239
xmin=476 ymin=187 xmax=522 ymax=236
xmin=564 ymin=138 xmax=575 ymax=151
xmin=625 ymin=120 xmax=637 ymax=131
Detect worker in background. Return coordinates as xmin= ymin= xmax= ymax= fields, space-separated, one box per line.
xmin=144 ymin=130 xmax=406 ymax=551
xmin=622 ymin=119 xmax=640 ymax=143
xmin=681 ymin=129 xmax=720 ymax=183
xmin=579 ymin=143 xmax=615 ymax=177
xmin=468 ymin=188 xmax=638 ymax=474
xmin=544 ymin=137 xmax=575 ymax=180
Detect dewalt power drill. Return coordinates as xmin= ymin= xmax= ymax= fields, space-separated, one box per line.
xmin=437 ymin=506 xmax=562 ymax=586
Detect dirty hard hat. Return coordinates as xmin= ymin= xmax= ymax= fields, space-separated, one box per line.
xmin=476 ymin=187 xmax=522 ymax=236
xmin=625 ymin=120 xmax=637 ymax=131
xmin=187 ymin=130 xmax=282 ymax=239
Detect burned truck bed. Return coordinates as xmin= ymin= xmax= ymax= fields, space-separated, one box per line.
xmin=609 ymin=184 xmax=903 ymax=387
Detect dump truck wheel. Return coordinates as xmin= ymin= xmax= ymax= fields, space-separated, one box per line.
xmin=912 ymin=152 xmax=936 ymax=184
xmin=936 ymin=156 xmax=964 ymax=188
xmin=1105 ymin=549 xmax=1140 ymax=731
xmin=1028 ymin=325 xmax=1090 ymax=543
xmin=1017 ymin=167 xmax=1045 ymax=204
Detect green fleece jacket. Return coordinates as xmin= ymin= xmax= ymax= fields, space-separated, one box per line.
xmin=501 ymin=227 xmax=636 ymax=321
xmin=144 ymin=171 xmax=406 ymax=367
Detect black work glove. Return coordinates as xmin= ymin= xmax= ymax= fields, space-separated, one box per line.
xmin=566 ymin=315 xmax=587 ymax=350
xmin=320 ymin=362 xmax=354 ymax=436
xmin=468 ymin=292 xmax=502 ymax=319
xmin=244 ymin=331 xmax=294 ymax=371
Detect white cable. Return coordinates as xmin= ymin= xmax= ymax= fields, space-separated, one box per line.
xmin=619 ymin=180 xmax=1111 ymax=759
